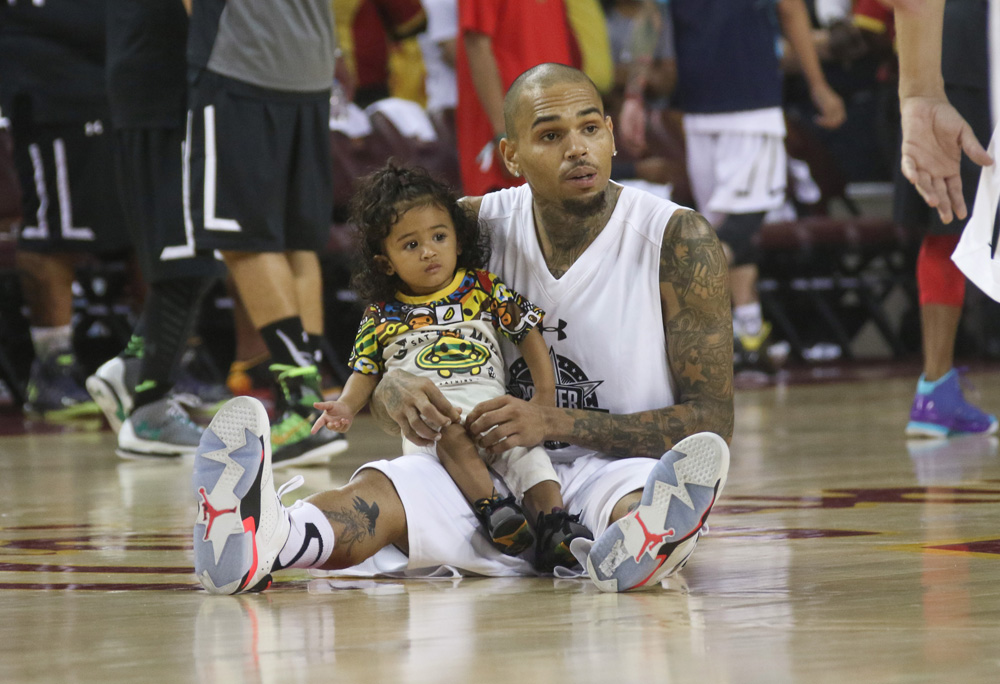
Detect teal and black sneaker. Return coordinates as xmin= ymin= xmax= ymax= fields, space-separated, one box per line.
xmin=116 ymin=395 xmax=204 ymax=459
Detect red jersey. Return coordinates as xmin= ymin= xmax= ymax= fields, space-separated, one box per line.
xmin=456 ymin=0 xmax=575 ymax=196
xmin=853 ymin=0 xmax=894 ymax=40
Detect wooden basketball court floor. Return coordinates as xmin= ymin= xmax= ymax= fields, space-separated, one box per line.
xmin=2 ymin=366 xmax=1000 ymax=684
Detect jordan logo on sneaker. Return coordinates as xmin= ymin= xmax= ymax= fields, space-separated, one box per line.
xmin=634 ymin=513 xmax=674 ymax=561
xmin=198 ymin=487 xmax=237 ymax=541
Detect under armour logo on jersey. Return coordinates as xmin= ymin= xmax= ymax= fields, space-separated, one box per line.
xmin=84 ymin=120 xmax=104 ymax=137
xmin=541 ymin=319 xmax=568 ymax=341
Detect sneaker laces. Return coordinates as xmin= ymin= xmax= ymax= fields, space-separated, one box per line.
xmin=270 ymin=364 xmax=321 ymax=406
xmin=277 ymin=475 xmax=305 ymax=500
xmin=170 ymin=392 xmax=203 ymax=408
xmin=164 ymin=395 xmax=200 ymax=428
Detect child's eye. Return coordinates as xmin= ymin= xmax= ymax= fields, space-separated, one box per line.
xmin=434 ymin=232 xmax=448 ymax=241
xmin=405 ymin=241 xmax=418 ymax=250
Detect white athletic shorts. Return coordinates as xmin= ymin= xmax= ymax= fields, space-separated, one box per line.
xmin=401 ymin=380 xmax=560 ymax=498
xmin=684 ymin=108 xmax=788 ymax=226
xmin=311 ymin=451 xmax=657 ymax=578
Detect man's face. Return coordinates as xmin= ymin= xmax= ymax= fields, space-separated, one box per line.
xmin=502 ymin=81 xmax=615 ymax=216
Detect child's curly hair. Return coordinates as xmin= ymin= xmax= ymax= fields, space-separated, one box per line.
xmin=350 ymin=162 xmax=492 ymax=302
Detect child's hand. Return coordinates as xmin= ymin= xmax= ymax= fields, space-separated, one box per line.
xmin=311 ymin=400 xmax=354 ymax=434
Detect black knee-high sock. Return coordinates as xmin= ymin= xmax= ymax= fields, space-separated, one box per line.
xmin=306 ymin=332 xmax=325 ymax=367
xmin=123 ymin=313 xmax=147 ymax=359
xmin=133 ymin=277 xmax=215 ymax=410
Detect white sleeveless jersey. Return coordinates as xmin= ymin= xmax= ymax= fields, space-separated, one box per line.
xmin=483 ymin=182 xmax=684 ymax=461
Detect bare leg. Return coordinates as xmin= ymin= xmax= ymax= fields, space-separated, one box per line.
xmin=307 ymin=469 xmax=409 ymax=570
xmin=222 ymin=251 xmax=299 ymax=329
xmin=609 ymin=490 xmax=641 ymax=526
xmin=521 ymin=480 xmax=564 ymax=521
xmin=287 ymin=250 xmax=324 ymax=336
xmin=729 ymin=263 xmax=759 ymax=309
xmin=436 ymin=423 xmax=496 ymax=505
xmin=228 ymin=276 xmax=270 ymax=362
xmin=921 ymin=303 xmax=961 ymax=381
xmin=17 ymin=251 xmax=78 ymax=327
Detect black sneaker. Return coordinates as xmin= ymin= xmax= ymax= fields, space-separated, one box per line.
xmin=534 ymin=510 xmax=593 ymax=573
xmin=269 ymin=363 xmax=347 ymax=467
xmin=734 ymin=322 xmax=780 ymax=374
xmin=472 ymin=494 xmax=534 ymax=556
xmin=24 ymin=352 xmax=100 ymax=419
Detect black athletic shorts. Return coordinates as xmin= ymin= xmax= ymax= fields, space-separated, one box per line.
xmin=185 ymin=70 xmax=333 ymax=253
xmin=894 ymin=85 xmax=991 ymax=237
xmin=12 ymin=116 xmax=130 ymax=254
xmin=113 ymin=126 xmax=223 ymax=282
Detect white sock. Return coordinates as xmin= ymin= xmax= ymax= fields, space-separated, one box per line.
xmin=733 ymin=303 xmax=763 ymax=338
xmin=277 ymin=501 xmax=335 ymax=569
xmin=30 ymin=325 xmax=73 ymax=360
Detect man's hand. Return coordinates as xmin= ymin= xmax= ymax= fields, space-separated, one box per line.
xmin=370 ymin=370 xmax=462 ymax=446
xmin=618 ymin=96 xmax=647 ymax=155
xmin=466 ymin=395 xmax=551 ymax=456
xmin=811 ymin=83 xmax=846 ymax=129
xmin=900 ymin=95 xmax=993 ymax=224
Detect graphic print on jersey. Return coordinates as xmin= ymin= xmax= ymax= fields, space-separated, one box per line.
xmin=508 ymin=337 xmax=607 ymax=451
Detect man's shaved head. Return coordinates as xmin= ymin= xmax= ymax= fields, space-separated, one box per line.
xmin=502 ymin=63 xmax=602 ymax=140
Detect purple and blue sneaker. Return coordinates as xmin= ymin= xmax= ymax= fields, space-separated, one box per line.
xmin=906 ymin=369 xmax=998 ymax=438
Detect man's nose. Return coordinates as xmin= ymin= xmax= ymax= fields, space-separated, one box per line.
xmin=566 ymin=131 xmax=588 ymax=159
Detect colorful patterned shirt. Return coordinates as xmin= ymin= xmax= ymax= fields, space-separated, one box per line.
xmin=350 ymin=269 xmax=544 ymax=393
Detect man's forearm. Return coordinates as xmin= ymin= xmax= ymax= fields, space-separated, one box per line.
xmin=777 ymin=0 xmax=830 ymax=93
xmin=541 ymin=401 xmax=733 ymax=459
xmin=464 ymin=32 xmax=506 ymax=136
xmin=896 ymin=0 xmax=946 ymax=99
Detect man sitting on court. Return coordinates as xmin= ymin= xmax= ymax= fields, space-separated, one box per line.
xmin=191 ymin=63 xmax=735 ymax=594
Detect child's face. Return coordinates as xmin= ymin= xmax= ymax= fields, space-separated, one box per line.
xmin=379 ymin=203 xmax=461 ymax=296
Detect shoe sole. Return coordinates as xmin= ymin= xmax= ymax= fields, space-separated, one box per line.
xmin=116 ymin=447 xmax=187 ymax=460
xmin=904 ymin=421 xmax=950 ymax=439
xmin=24 ymin=400 xmax=102 ymax=421
xmin=586 ymin=432 xmax=730 ymax=593
xmin=906 ymin=419 xmax=999 ymax=439
xmin=193 ymin=396 xmax=276 ymax=595
xmin=272 ymin=435 xmax=349 ymax=468
xmin=491 ymin=518 xmax=534 ymax=556
xmin=86 ymin=374 xmax=126 ymax=432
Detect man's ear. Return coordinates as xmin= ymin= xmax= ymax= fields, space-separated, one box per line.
xmin=374 ymin=255 xmax=394 ymax=276
xmin=499 ymin=137 xmax=520 ymax=178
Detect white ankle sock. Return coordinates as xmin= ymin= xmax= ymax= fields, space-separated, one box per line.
xmin=733 ymin=303 xmax=763 ymax=337
xmin=277 ymin=500 xmax=335 ymax=569
xmin=30 ymin=325 xmax=73 ymax=360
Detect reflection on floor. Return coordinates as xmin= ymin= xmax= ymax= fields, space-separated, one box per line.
xmin=1 ymin=363 xmax=999 ymax=683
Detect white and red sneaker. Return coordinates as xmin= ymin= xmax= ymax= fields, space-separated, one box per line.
xmin=585 ymin=432 xmax=730 ymax=592
xmin=193 ymin=396 xmax=291 ymax=594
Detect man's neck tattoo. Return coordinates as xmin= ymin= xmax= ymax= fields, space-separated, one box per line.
xmin=534 ymin=184 xmax=620 ymax=279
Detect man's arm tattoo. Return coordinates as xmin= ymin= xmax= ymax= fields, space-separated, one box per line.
xmin=565 ymin=210 xmax=734 ymax=457
xmin=660 ymin=210 xmax=734 ymax=442
xmin=323 ymin=497 xmax=381 ymax=555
